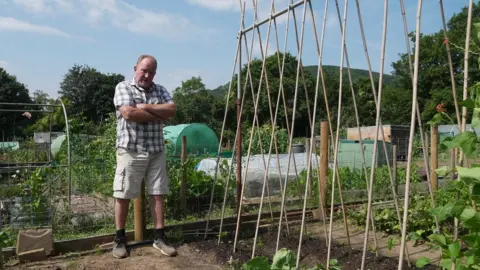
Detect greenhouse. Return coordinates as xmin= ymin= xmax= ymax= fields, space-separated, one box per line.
xmin=163 ymin=123 xmax=219 ymax=157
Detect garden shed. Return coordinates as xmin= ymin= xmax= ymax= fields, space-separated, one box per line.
xmin=346 ymin=125 xmax=410 ymax=161
xmin=337 ymin=139 xmax=394 ymax=170
xmin=163 ymin=123 xmax=219 ymax=157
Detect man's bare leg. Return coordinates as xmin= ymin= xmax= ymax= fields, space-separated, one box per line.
xmin=115 ymin=198 xmax=130 ymax=229
xmin=150 ymin=195 xmax=165 ymax=229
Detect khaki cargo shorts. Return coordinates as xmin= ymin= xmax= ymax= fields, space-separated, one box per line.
xmin=113 ymin=148 xmax=169 ymax=199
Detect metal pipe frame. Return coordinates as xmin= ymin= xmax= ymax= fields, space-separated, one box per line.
xmin=58 ymin=99 xmax=72 ymax=209
xmin=0 ymin=98 xmax=72 ymax=209
xmin=0 ymin=109 xmax=54 ymax=113
xmin=0 ymin=102 xmax=62 ymax=107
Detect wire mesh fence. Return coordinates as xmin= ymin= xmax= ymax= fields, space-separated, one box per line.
xmin=0 ymin=131 xmax=239 ymax=247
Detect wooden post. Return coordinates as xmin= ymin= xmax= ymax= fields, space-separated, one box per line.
xmin=424 ymin=131 xmax=429 ymax=157
xmin=181 ymin=136 xmax=188 ymax=212
xmin=134 ymin=182 xmax=146 ymax=241
xmin=319 ymin=122 xmax=328 ymax=216
xmin=450 ymin=149 xmax=455 ymax=171
xmin=431 ymin=125 xmax=438 ymax=191
xmin=393 ymin=145 xmax=398 ymax=194
xmin=450 ymin=148 xmax=456 ymax=181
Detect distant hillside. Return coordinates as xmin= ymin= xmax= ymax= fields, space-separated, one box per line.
xmin=212 ymin=83 xmax=229 ymax=96
xmin=304 ymin=65 xmax=396 ymax=85
xmin=211 ymin=65 xmax=396 ymax=96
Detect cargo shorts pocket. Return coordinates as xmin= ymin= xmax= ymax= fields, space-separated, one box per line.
xmin=113 ymin=166 xmax=125 ymax=192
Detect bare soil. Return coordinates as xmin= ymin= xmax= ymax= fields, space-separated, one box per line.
xmin=6 ymin=222 xmax=439 ymax=270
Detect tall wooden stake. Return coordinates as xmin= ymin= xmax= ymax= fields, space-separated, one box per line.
xmin=181 ymin=136 xmax=188 ymax=212
xmin=236 ymin=32 xmax=243 ymax=216
xmin=319 ymin=121 xmax=328 ymax=219
xmin=430 ymin=125 xmax=438 ymax=191
xmin=134 ymin=182 xmax=146 ymax=241
xmin=393 ymin=145 xmax=398 ymax=194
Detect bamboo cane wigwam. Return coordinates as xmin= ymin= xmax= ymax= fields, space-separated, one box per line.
xmin=201 ymin=0 xmax=473 ymax=268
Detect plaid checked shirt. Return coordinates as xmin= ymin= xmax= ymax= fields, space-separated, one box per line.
xmin=113 ymin=79 xmax=174 ymax=153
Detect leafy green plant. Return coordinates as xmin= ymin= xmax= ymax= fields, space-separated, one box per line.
xmin=241 ymin=124 xmax=289 ymax=156
xmin=349 ymin=194 xmax=437 ymax=236
xmin=0 ymin=228 xmax=15 ymax=249
xmin=239 ymin=248 xmax=341 ymax=270
xmin=416 ymin=31 xmax=480 ymax=267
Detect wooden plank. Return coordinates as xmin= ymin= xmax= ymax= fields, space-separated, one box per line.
xmin=2 ymin=208 xmax=314 ymax=261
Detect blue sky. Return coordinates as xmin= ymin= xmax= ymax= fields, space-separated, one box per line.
xmin=0 ymin=0 xmax=471 ymax=99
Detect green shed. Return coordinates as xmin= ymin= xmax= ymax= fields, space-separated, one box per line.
xmin=337 ymin=139 xmax=394 ymax=170
xmin=163 ymin=123 xmax=219 ymax=157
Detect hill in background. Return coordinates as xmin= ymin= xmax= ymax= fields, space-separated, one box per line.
xmin=303 ymin=65 xmax=395 ymax=85
xmin=212 ymin=64 xmax=396 ymax=95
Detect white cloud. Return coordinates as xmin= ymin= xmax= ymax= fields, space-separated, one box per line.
xmin=84 ymin=1 xmax=214 ymax=40
xmin=0 ymin=17 xmax=70 ymax=37
xmin=12 ymin=0 xmax=72 ymax=13
xmin=9 ymin=0 xmax=216 ymax=41
xmin=0 ymin=60 xmax=8 ymax=69
xmin=187 ymin=0 xmax=290 ymax=24
xmin=325 ymin=11 xmax=339 ymax=30
xmin=250 ymin=38 xmax=278 ymax=59
xmin=187 ymin=0 xmax=238 ymax=11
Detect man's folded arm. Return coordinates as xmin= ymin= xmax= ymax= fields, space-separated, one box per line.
xmin=137 ymin=103 xmax=176 ymax=120
xmin=118 ymin=106 xmax=163 ymax=123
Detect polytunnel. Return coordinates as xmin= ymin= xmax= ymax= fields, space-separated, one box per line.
xmin=163 ymin=123 xmax=219 ymax=157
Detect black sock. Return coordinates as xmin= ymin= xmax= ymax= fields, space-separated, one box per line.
xmin=116 ymin=229 xmax=126 ymax=239
xmin=154 ymin=228 xmax=165 ymax=240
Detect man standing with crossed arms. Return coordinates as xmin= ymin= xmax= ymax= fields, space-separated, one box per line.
xmin=112 ymin=54 xmax=177 ymax=259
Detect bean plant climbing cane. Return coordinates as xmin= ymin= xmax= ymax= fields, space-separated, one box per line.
xmin=415 ymin=21 xmax=480 ymax=270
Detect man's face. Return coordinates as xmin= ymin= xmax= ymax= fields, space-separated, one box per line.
xmin=134 ymin=58 xmax=156 ymax=89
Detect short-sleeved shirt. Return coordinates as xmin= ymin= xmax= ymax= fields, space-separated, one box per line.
xmin=113 ymin=79 xmax=174 ymax=154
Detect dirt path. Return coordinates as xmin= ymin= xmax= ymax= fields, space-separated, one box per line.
xmin=6 ymin=244 xmax=227 ymax=270
xmin=5 ymin=220 xmax=441 ymax=270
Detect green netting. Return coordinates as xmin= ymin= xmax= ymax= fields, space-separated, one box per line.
xmin=163 ymin=123 xmax=219 ymax=157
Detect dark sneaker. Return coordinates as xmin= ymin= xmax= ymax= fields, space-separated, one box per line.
xmin=153 ymin=237 xmax=177 ymax=256
xmin=112 ymin=236 xmax=128 ymax=259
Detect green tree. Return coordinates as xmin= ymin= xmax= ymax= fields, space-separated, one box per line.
xmin=390 ymin=1 xmax=480 ymax=123
xmin=58 ymin=64 xmax=124 ymax=124
xmin=0 ymin=68 xmax=33 ymax=140
xmin=226 ymin=52 xmax=321 ymax=138
xmin=171 ymin=76 xmax=225 ymax=134
xmin=31 ymin=90 xmax=52 ymax=106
